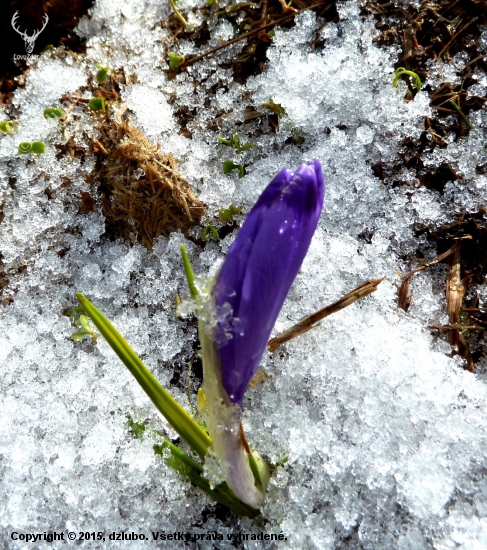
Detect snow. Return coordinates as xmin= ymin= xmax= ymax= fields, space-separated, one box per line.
xmin=1 ymin=0 xmax=487 ymax=548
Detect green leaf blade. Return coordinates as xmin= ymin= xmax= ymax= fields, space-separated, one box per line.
xmin=75 ymin=292 xmax=211 ymax=459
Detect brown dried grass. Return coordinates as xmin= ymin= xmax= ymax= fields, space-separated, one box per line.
xmin=95 ymin=112 xmax=205 ymax=249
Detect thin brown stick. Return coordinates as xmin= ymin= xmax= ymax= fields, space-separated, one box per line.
xmin=397 ymin=244 xmax=459 ymax=310
xmin=268 ymin=277 xmax=385 ymax=352
xmin=433 ymin=106 xmax=456 ymax=114
xmin=461 ymin=54 xmax=487 ymax=72
xmin=429 ymin=324 xmax=485 ymax=332
xmin=181 ymin=1 xmax=327 ymax=67
xmin=261 ymin=0 xmax=268 ymax=25
xmin=430 ymin=82 xmax=452 ymax=99
xmin=438 ymin=17 xmax=478 ymax=58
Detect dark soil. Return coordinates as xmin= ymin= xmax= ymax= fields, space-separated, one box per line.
xmin=0 ymin=0 xmax=94 ymax=102
xmin=363 ymin=0 xmax=487 ymax=369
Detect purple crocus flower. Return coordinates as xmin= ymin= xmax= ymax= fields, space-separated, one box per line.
xmin=214 ymin=159 xmax=325 ymax=403
xmin=199 ymin=160 xmax=325 ymax=508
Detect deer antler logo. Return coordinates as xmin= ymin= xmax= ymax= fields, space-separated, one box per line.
xmin=11 ymin=11 xmax=49 ymax=55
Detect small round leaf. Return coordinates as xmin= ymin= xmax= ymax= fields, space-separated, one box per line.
xmin=18 ymin=142 xmax=32 ymax=154
xmin=31 ymin=141 xmax=46 ymax=154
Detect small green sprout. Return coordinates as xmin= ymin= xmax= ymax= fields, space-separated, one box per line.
xmin=95 ymin=64 xmax=110 ymax=83
xmin=449 ymin=100 xmax=473 ymax=130
xmin=206 ymin=0 xmax=216 ymax=4
xmin=223 ymin=160 xmax=245 ymax=178
xmin=0 ymin=120 xmax=19 ymax=134
xmin=180 ymin=244 xmax=198 ymax=300
xmin=202 ymin=225 xmax=220 ymax=241
xmin=219 ymin=204 xmax=241 ymax=222
xmin=40 ymin=44 xmax=54 ymax=55
xmin=217 ymin=132 xmax=254 ymax=153
xmin=153 ymin=443 xmax=165 ymax=456
xmin=262 ymin=98 xmax=286 ymax=116
xmin=43 ymin=107 xmax=64 ymax=119
xmin=18 ymin=142 xmax=32 ymax=154
xmin=96 ymin=68 xmax=108 ymax=82
xmin=127 ymin=415 xmax=147 ymax=438
xmin=70 ymin=314 xmax=98 ymax=343
xmin=392 ymin=67 xmax=422 ymax=92
xmin=291 ymin=127 xmax=305 ymax=144
xmin=168 ymin=53 xmax=185 ymax=70
xmin=88 ymin=97 xmax=106 ymax=111
xmin=18 ymin=142 xmax=46 ymax=155
xmin=31 ymin=141 xmax=46 ymax=154
xmin=169 ymin=0 xmax=188 ymax=28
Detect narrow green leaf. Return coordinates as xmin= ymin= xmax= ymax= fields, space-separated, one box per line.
xmin=88 ymin=97 xmax=106 ymax=111
xmin=75 ymin=292 xmax=211 ymax=459
xmin=180 ymin=244 xmax=198 ymax=299
xmin=219 ymin=204 xmax=241 ymax=222
xmin=43 ymin=107 xmax=64 ymax=119
xmin=71 ymin=330 xmax=89 ymax=341
xmin=79 ymin=315 xmax=92 ymax=331
xmin=202 ymin=225 xmax=220 ymax=241
xmin=449 ymin=100 xmax=473 ymax=130
xmin=239 ymin=142 xmax=254 ymax=152
xmin=216 ymin=135 xmax=232 ymax=146
xmin=163 ymin=439 xmax=260 ymax=518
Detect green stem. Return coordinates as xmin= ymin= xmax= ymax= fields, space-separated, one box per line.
xmin=203 ymin=226 xmax=220 ymax=242
xmin=168 ymin=0 xmax=188 ymax=27
xmin=75 ymin=292 xmax=211 ymax=459
xmin=392 ymin=67 xmax=422 ymax=91
xmin=164 ymin=439 xmax=260 ymax=518
xmin=449 ymin=100 xmax=473 ymax=130
xmin=180 ymin=244 xmax=198 ymax=299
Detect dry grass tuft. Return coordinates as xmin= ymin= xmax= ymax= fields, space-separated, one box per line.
xmin=93 ymin=110 xmax=205 ymax=249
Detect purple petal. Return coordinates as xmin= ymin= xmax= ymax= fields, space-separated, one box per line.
xmin=213 ymin=159 xmax=325 ymax=403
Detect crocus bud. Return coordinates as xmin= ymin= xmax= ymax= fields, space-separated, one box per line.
xmin=199 ymin=160 xmax=325 ymax=508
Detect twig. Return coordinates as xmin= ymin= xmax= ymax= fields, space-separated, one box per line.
xmin=397 ymin=244 xmax=459 ymax=310
xmin=439 ymin=17 xmax=478 ymax=58
xmin=430 ymin=82 xmax=453 ymax=99
xmin=268 ymin=277 xmax=385 ymax=352
xmin=182 ymin=1 xmax=327 ymax=67
xmin=429 ymin=324 xmax=485 ymax=332
xmin=59 ymin=92 xmax=83 ymax=122
xmin=261 ymin=0 xmax=268 ymax=25
xmin=433 ymin=105 xmax=457 ymax=114
xmin=461 ymin=54 xmax=487 ymax=72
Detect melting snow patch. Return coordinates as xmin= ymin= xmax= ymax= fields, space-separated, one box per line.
xmin=1 ymin=0 xmax=487 ymax=548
